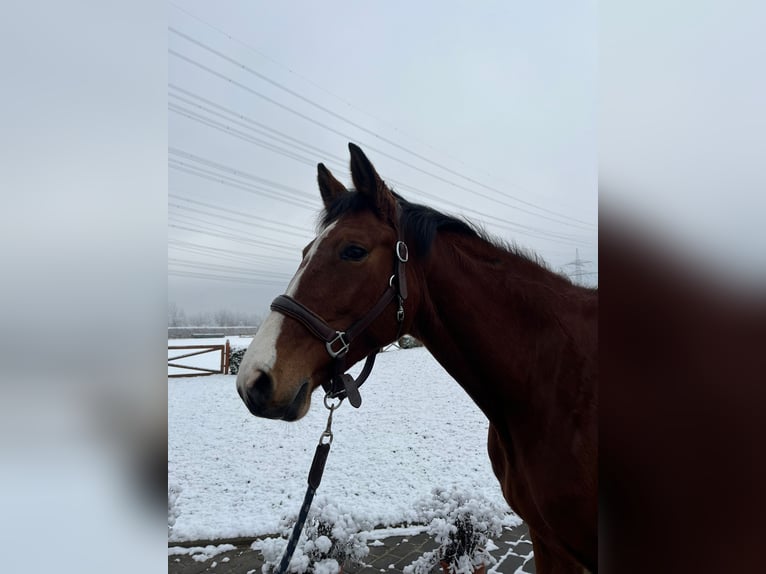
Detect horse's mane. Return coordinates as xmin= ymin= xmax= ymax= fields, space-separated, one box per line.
xmin=320 ymin=189 xmax=557 ymax=274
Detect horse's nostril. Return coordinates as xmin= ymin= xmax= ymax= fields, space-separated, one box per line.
xmin=248 ymin=369 xmax=273 ymax=403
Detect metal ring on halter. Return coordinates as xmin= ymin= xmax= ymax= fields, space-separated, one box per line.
xmin=396 ymin=241 xmax=409 ymax=262
xmin=325 ymin=331 xmax=349 ymax=358
xmin=323 ymin=393 xmax=344 ymax=411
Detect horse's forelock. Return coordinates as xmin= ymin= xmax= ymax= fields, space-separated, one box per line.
xmin=317 ymin=189 xmax=384 ymax=233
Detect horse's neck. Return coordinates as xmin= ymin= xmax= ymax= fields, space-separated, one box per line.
xmin=411 ymin=233 xmax=589 ymax=426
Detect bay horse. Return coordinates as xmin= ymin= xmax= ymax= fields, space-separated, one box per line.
xmin=237 ymin=144 xmax=597 ymax=573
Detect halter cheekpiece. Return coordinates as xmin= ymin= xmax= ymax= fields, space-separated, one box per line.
xmin=269 ymin=207 xmax=409 ymax=408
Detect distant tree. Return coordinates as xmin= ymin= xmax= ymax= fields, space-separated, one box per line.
xmin=213 ymin=308 xmax=234 ymax=326
xmin=187 ymin=311 xmax=212 ymax=327
xmin=211 ymin=308 xmax=261 ymax=326
xmin=168 ymin=302 xmax=186 ymax=327
xmin=238 ymin=310 xmax=262 ymax=326
xmin=168 ymin=305 xmax=262 ymax=327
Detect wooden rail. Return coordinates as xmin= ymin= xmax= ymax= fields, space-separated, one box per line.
xmin=168 ymin=340 xmax=230 ymax=377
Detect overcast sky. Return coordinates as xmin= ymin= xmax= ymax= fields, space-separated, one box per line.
xmin=168 ymin=0 xmax=597 ymax=318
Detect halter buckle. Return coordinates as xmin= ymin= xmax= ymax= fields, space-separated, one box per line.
xmin=396 ymin=241 xmax=409 ymax=262
xmin=325 ymin=331 xmax=350 ymax=358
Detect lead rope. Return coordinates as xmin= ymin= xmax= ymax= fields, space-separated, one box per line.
xmin=274 ymin=394 xmax=342 ymax=574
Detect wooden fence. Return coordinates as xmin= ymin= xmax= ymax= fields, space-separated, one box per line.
xmin=168 ymin=340 xmax=230 ymax=377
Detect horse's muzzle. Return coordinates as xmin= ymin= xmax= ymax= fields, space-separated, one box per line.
xmin=237 ymin=369 xmax=308 ymax=421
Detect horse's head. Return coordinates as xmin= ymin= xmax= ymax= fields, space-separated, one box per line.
xmin=236 ymin=144 xmax=415 ymax=421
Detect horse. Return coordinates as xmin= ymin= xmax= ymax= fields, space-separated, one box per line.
xmin=236 ymin=143 xmax=598 ymax=573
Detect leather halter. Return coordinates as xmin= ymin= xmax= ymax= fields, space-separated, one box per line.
xmin=270 ymin=209 xmax=409 ymax=408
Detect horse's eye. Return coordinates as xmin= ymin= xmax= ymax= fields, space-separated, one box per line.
xmin=340 ymin=245 xmax=368 ymax=261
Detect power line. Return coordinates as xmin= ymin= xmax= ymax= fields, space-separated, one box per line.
xmin=169 ymin=244 xmax=287 ymax=268
xmin=168 ymin=258 xmax=294 ymax=279
xmin=169 ymin=223 xmax=304 ymax=258
xmin=168 ymin=212 xmax=304 ymax=254
xmin=168 ymin=47 xmax=595 ymax=230
xmin=169 ymin=202 xmax=312 ymax=242
xmin=169 ymin=161 xmax=317 ymax=212
xmin=169 ymin=0 xmax=541 ymax=196
xmin=168 ymin=193 xmax=313 ymax=237
xmin=169 ymin=86 xmax=350 ymax=173
xmin=167 ymin=2 xmax=421 ymax=144
xmin=168 ymin=88 xmax=593 ymax=244
xmin=169 ymin=128 xmax=594 ymax=247
xmin=168 ymin=25 xmax=596 ymax=228
xmin=169 ymin=147 xmax=317 ymax=200
xmin=168 ymin=269 xmax=289 ymax=286
xmin=168 ymin=239 xmax=293 ymax=265
xmin=169 ymin=103 xmax=323 ymax=170
xmin=170 ymin=153 xmax=593 ymax=249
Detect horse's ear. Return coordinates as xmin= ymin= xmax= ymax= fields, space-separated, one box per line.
xmin=348 ymin=143 xmax=396 ymax=218
xmin=317 ymin=163 xmax=347 ymax=209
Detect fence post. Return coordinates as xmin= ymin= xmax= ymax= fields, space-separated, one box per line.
xmin=224 ymin=339 xmax=230 ymax=374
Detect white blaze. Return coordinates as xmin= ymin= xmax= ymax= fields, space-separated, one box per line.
xmin=236 ymin=222 xmax=337 ymax=389
xmin=286 ymin=221 xmax=336 ymax=297
xmin=237 ymin=311 xmax=284 ymax=385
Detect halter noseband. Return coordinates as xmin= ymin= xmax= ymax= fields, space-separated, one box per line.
xmin=269 ymin=209 xmax=409 ymax=408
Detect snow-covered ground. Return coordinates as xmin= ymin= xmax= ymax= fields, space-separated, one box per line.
xmin=168 ymin=345 xmax=515 ymax=542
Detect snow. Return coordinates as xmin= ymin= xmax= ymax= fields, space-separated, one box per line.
xmin=168 ymin=480 xmax=183 ymax=533
xmin=313 ymin=535 xmax=333 ymax=554
xmin=168 ymin=346 xmax=516 ymax=542
xmin=168 ymin=543 xmax=236 ymax=560
xmin=359 ymin=526 xmax=428 ymax=539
